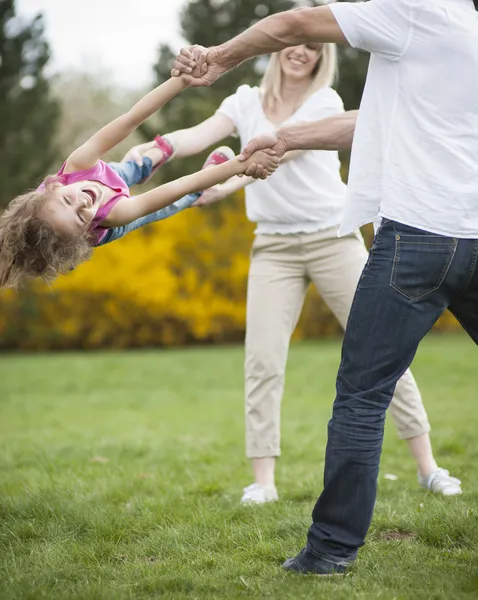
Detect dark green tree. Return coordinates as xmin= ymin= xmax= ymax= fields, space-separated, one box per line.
xmin=0 ymin=0 xmax=60 ymax=208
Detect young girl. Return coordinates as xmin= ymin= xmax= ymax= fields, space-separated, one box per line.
xmin=92 ymin=144 xmax=236 ymax=247
xmin=0 ymin=75 xmax=279 ymax=288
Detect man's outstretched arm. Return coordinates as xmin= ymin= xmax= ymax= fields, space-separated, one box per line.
xmin=237 ymin=111 xmax=357 ymax=178
xmin=218 ymin=6 xmax=347 ymax=70
xmin=172 ymin=6 xmax=347 ymax=86
xmin=239 ymin=110 xmax=358 ymax=168
xmin=277 ymin=110 xmax=358 ymax=153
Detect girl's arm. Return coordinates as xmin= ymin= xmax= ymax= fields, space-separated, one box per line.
xmin=194 ymin=149 xmax=305 ymax=206
xmin=104 ymin=150 xmax=279 ymax=226
xmin=65 ymin=78 xmax=188 ymax=172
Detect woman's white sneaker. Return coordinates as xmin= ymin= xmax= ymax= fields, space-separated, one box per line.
xmin=418 ymin=468 xmax=462 ymax=496
xmin=240 ymin=483 xmax=279 ymax=505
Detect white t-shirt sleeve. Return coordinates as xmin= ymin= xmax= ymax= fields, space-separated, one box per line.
xmin=330 ymin=0 xmax=416 ymax=60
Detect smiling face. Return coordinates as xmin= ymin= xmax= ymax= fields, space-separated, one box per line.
xmin=278 ymin=44 xmax=324 ymax=82
xmin=41 ymin=181 xmax=102 ymax=238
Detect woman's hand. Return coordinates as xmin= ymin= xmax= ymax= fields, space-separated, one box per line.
xmin=193 ymin=184 xmax=229 ymax=207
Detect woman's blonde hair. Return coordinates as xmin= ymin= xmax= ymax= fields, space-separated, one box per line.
xmin=0 ymin=188 xmax=93 ymax=289
xmin=260 ymin=43 xmax=338 ymax=113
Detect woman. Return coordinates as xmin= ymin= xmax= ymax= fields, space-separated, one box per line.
xmin=126 ymin=43 xmax=461 ymax=501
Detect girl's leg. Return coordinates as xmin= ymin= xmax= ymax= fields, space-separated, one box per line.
xmin=243 ymin=234 xmax=308 ymax=503
xmin=305 ymin=228 xmax=460 ymax=494
xmin=108 ymin=158 xmax=155 ymax=187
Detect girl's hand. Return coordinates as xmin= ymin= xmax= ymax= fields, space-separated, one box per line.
xmin=173 ymin=47 xmax=205 ymax=85
xmin=241 ymin=149 xmax=280 ymax=180
xmin=193 ymin=184 xmax=229 ymax=207
xmin=171 ymin=45 xmax=229 ymax=87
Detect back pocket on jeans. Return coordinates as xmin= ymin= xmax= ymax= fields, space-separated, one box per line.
xmin=390 ymin=236 xmax=457 ymax=301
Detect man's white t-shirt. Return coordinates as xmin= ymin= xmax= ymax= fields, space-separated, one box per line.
xmin=330 ymin=0 xmax=478 ymax=238
xmin=216 ymin=85 xmax=348 ymax=235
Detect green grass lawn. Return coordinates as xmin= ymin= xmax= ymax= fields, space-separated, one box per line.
xmin=1 ymin=332 xmax=477 ymax=599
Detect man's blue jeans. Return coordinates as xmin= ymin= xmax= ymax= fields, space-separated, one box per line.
xmin=306 ymin=219 xmax=478 ymax=565
xmin=97 ymin=159 xmax=199 ymax=247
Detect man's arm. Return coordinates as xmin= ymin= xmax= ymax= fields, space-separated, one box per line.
xmin=277 ymin=110 xmax=358 ymax=153
xmin=172 ymin=7 xmax=347 ymax=86
xmin=219 ymin=6 xmax=347 ymax=70
xmin=238 ymin=112 xmax=358 ymax=175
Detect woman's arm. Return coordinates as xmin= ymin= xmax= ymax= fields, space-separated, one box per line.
xmin=167 ymin=113 xmax=236 ymax=158
xmin=193 ymin=174 xmax=252 ymax=206
xmin=104 ymin=150 xmax=279 ymax=226
xmin=65 ymin=78 xmax=188 ymax=172
xmin=120 ymin=113 xmax=236 ymax=165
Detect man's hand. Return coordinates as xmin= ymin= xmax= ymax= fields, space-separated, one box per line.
xmin=237 ymin=133 xmax=287 ymax=178
xmin=171 ymin=45 xmax=230 ymax=87
xmin=239 ymin=133 xmax=288 ymax=161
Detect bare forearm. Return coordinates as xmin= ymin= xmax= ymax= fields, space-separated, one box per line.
xmin=278 ymin=111 xmax=358 ymax=152
xmin=218 ymin=7 xmax=346 ymax=69
xmin=68 ymin=78 xmax=187 ymax=169
xmin=111 ymin=159 xmax=245 ymax=224
xmin=165 ymin=114 xmax=235 ymax=158
xmin=219 ymin=155 xmax=300 ymax=193
xmin=161 ymin=159 xmax=244 ymax=203
xmin=127 ymin=78 xmax=187 ymax=128
xmin=165 ymin=129 xmax=212 ymax=158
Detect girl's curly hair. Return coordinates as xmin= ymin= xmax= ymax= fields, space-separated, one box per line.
xmin=0 ymin=189 xmax=93 ymax=289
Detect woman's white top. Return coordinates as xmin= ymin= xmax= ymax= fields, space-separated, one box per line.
xmin=216 ymin=84 xmax=348 ymax=235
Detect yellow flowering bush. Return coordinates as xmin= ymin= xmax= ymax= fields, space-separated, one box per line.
xmin=0 ymin=194 xmax=459 ymax=351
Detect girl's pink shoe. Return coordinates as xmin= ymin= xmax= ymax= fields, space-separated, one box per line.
xmin=201 ymin=146 xmax=235 ymax=169
xmin=139 ymin=135 xmax=175 ymax=184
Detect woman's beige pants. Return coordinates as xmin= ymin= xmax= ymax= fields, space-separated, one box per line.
xmin=245 ymin=228 xmax=430 ymax=458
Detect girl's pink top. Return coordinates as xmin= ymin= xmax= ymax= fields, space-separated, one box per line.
xmin=39 ymin=160 xmax=129 ymax=244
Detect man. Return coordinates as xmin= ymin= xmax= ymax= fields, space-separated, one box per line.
xmin=172 ymin=0 xmax=478 ymax=575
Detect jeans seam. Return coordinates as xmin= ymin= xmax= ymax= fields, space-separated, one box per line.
xmin=390 ymin=238 xmax=458 ymax=302
xmin=461 ymin=240 xmax=478 ymax=293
